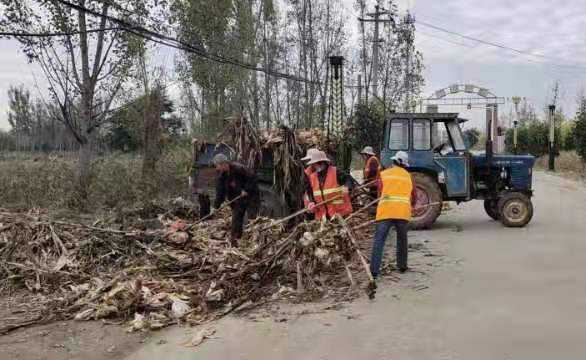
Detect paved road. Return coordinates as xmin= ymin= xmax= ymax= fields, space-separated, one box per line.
xmin=126 ymin=172 xmax=586 ymax=360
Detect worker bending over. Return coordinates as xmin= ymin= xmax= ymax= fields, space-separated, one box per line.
xmin=189 ymin=139 xmax=211 ymax=219
xmin=212 ymin=154 xmax=260 ymax=246
xmin=305 ymin=150 xmax=353 ymax=220
xmin=370 ymin=151 xmax=414 ymax=278
xmin=301 ymin=148 xmax=320 ymax=219
xmin=360 ymin=146 xmax=381 ymax=198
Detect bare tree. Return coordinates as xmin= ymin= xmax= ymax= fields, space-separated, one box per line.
xmin=0 ymin=0 xmax=157 ymax=200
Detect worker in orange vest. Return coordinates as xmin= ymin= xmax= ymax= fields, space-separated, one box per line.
xmin=370 ymin=151 xmax=415 ymax=278
xmin=305 ymin=151 xmax=353 ymax=220
xmin=360 ymin=146 xmax=381 ymax=198
xmin=301 ymin=148 xmax=320 ymax=213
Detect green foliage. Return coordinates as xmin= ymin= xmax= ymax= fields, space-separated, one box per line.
xmin=463 ymin=128 xmax=481 ymax=149
xmin=575 ymin=99 xmax=586 ymax=163
xmin=0 ymin=130 xmax=15 ymax=151
xmin=561 ymin=121 xmax=576 ymax=151
xmin=348 ymin=102 xmax=385 ymax=153
xmin=107 ymin=87 xmax=183 ymax=152
xmin=505 ymin=121 xmax=550 ymax=156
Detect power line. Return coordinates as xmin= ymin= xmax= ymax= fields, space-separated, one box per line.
xmin=415 ymin=18 xmax=586 ymax=70
xmin=50 ymin=0 xmax=321 ymax=85
xmin=0 ymin=27 xmax=122 ymax=38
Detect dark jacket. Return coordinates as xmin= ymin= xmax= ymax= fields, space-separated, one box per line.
xmin=304 ymin=164 xmax=353 ymax=203
xmin=214 ymin=162 xmax=259 ymax=209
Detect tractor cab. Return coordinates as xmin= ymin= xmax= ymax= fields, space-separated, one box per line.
xmin=381 ymin=112 xmax=535 ymax=229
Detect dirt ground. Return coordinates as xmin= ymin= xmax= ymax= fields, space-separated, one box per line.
xmin=0 ymin=225 xmax=445 ymax=360
xmin=0 ymin=318 xmax=147 ymax=360
xmin=4 ymin=171 xmax=584 ymax=359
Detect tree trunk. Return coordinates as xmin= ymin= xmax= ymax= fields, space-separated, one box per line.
xmin=142 ymin=92 xmax=161 ymax=179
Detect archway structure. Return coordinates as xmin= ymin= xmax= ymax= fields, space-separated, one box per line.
xmin=423 ymin=84 xmax=505 ymax=153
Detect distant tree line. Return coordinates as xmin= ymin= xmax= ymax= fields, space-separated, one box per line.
xmin=504 ymin=98 xmax=586 ymax=163
xmin=1 ymin=84 xmax=184 ymax=153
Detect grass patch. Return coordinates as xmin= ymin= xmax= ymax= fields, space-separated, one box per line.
xmin=0 ymin=149 xmax=191 ymax=211
xmin=536 ymin=151 xmax=586 ymax=180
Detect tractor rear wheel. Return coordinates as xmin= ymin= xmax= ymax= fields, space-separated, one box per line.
xmin=498 ymin=192 xmax=533 ymax=227
xmin=410 ymin=173 xmax=443 ymax=230
xmin=483 ymin=199 xmax=500 ymax=220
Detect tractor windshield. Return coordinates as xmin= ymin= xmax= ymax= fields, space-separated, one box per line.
xmin=447 ymin=122 xmax=467 ymax=151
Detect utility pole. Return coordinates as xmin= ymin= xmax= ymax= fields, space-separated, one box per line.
xmin=404 ymin=12 xmax=414 ymax=112
xmin=359 ymin=3 xmax=392 ymax=100
xmin=357 ymin=74 xmax=362 ymax=103
xmin=549 ymin=104 xmax=556 ymax=171
xmin=512 ymin=96 xmax=521 ymax=154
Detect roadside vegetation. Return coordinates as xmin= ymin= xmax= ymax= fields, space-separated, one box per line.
xmin=0 ymin=147 xmax=191 ymax=211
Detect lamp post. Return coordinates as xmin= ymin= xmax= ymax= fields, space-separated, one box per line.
xmin=548 ymin=104 xmax=556 ymax=171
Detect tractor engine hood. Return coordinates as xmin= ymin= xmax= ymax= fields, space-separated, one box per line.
xmin=471 ymin=152 xmax=536 ymax=168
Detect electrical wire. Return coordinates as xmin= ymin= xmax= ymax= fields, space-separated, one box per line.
xmin=0 ymin=27 xmax=122 ymax=37
xmin=49 ymin=0 xmax=321 ymax=85
xmin=415 ymin=18 xmax=586 ymax=70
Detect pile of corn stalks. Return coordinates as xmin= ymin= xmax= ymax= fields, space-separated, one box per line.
xmin=213 ymin=115 xmax=348 ymax=212
xmin=0 ymin=205 xmax=378 ymax=335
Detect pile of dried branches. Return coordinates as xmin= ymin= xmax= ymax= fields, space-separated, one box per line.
xmin=0 ymin=205 xmax=378 ymax=334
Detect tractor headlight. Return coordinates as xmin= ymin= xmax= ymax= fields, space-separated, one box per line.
xmin=438 ymin=172 xmax=446 ymax=184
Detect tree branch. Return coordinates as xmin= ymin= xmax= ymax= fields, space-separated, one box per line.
xmin=91 ymin=2 xmax=110 ymax=84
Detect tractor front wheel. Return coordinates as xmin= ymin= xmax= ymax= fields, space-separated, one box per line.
xmin=410 ymin=173 xmax=443 ymax=230
xmin=483 ymin=199 xmax=500 ymax=220
xmin=498 ymin=192 xmax=533 ymax=227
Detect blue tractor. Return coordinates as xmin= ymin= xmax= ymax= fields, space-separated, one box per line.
xmin=380 ymin=112 xmax=536 ymax=229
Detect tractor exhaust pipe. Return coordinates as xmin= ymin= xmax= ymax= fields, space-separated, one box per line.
xmin=486 ymin=104 xmax=494 ymax=168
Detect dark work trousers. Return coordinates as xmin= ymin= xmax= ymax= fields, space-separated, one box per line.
xmin=370 ymin=219 xmax=409 ymax=277
xmin=230 ymin=194 xmax=260 ymax=240
xmin=197 ymin=193 xmax=211 ymax=219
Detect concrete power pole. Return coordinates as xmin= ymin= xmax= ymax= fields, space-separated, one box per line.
xmin=371 ymin=4 xmax=381 ymax=99
xmin=357 ymin=74 xmax=362 ymax=103
xmin=404 ymin=12 xmax=414 ymax=112
xmin=359 ymin=3 xmax=391 ymax=100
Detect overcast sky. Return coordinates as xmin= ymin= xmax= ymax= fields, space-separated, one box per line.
xmin=2 ymin=0 xmax=586 ymax=131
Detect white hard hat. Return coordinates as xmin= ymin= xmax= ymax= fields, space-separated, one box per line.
xmin=301 ymin=148 xmax=320 ymax=162
xmin=360 ymin=146 xmax=375 ymax=156
xmin=391 ymin=151 xmax=409 ymax=167
xmin=306 ymin=150 xmax=331 ymax=165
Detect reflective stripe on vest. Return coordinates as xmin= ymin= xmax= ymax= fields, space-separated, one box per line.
xmin=376 ymin=166 xmax=413 ymax=221
xmin=380 ymin=195 xmax=411 ymax=204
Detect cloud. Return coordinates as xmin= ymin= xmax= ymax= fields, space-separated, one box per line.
xmin=411 ymin=0 xmax=586 ymax=120
xmin=0 ymin=38 xmax=46 ymax=131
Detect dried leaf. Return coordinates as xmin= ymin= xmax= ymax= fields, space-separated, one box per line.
xmin=181 ymin=328 xmax=216 ymax=348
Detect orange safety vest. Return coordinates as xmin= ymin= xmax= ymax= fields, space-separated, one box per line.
xmin=364 ymin=155 xmax=382 ymax=192
xmin=309 ymin=166 xmax=353 ymax=219
xmin=376 ymin=166 xmax=413 ymax=221
xmin=303 ymin=167 xmax=314 ymax=208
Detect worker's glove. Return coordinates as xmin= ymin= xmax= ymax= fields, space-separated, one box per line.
xmin=307 ymin=202 xmax=316 ymax=211
xmin=240 ymin=190 xmax=248 ymax=198
xmin=209 ymin=207 xmax=217 ymax=216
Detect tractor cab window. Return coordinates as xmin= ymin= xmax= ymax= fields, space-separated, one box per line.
xmin=432 ymin=122 xmax=451 ymax=154
xmin=413 ymin=119 xmax=432 ymax=150
xmin=388 ymin=119 xmax=409 ymax=150
xmin=447 ymin=121 xmax=467 ymax=151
